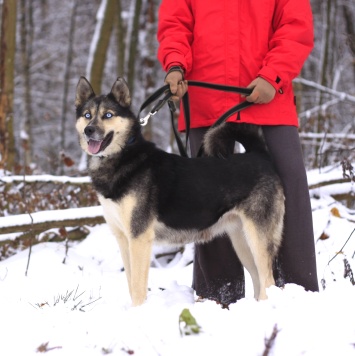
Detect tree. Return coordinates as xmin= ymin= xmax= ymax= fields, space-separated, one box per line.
xmin=0 ymin=0 xmax=17 ymax=171
xmin=126 ymin=0 xmax=143 ymax=91
xmin=19 ymin=0 xmax=34 ymax=169
xmin=59 ymin=0 xmax=79 ymax=174
xmin=86 ymin=0 xmax=117 ymax=93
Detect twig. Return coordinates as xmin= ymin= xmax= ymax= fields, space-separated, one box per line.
xmin=328 ymin=227 xmax=355 ymax=265
xmin=73 ymin=285 xmax=85 ymax=301
xmin=36 ymin=342 xmax=62 ymax=353
xmin=23 ymin=170 xmax=35 ymax=277
xmin=263 ymin=324 xmax=279 ymax=356
xmin=77 ymin=296 xmax=102 ymax=312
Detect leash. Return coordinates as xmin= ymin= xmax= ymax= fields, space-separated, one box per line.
xmin=138 ymin=81 xmax=254 ymax=157
xmin=139 ymin=84 xmax=172 ymax=126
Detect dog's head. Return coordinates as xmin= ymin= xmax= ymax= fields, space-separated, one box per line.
xmin=75 ymin=77 xmax=138 ymax=157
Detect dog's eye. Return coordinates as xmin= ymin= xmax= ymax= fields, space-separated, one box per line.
xmin=84 ymin=113 xmax=91 ymax=119
xmin=104 ymin=112 xmax=113 ymax=119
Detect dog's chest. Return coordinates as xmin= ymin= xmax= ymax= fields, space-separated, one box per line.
xmin=98 ymin=193 xmax=137 ymax=236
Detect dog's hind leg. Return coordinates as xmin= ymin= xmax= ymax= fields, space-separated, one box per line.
xmin=242 ymin=219 xmax=275 ymax=300
xmin=228 ymin=227 xmax=263 ymax=299
xmin=228 ymin=215 xmax=275 ymax=300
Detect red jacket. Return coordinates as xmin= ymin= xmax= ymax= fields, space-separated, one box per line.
xmin=157 ymin=0 xmax=314 ymax=130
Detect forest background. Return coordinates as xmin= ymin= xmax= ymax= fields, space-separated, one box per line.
xmin=0 ymin=0 xmax=355 ymax=231
xmin=0 ymin=0 xmax=355 ymax=174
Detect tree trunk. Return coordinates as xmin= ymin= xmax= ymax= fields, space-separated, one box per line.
xmin=313 ymin=0 xmax=334 ymax=168
xmin=59 ymin=0 xmax=78 ymax=174
xmin=115 ymin=0 xmax=125 ymax=76
xmin=126 ymin=0 xmax=143 ymax=91
xmin=342 ymin=2 xmax=355 ymax=80
xmin=0 ymin=0 xmax=17 ymax=172
xmin=19 ymin=0 xmax=34 ymax=170
xmin=86 ymin=0 xmax=116 ymax=94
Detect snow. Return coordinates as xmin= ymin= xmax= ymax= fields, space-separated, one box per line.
xmin=1 ymin=172 xmax=355 ymax=355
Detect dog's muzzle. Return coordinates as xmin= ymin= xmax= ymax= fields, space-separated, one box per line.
xmin=84 ymin=126 xmax=114 ymax=155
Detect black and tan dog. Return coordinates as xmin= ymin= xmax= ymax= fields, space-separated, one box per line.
xmin=75 ymin=77 xmax=285 ymax=306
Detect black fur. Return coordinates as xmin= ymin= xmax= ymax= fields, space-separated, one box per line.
xmin=75 ymin=77 xmax=285 ymax=304
xmin=86 ymin=123 xmax=279 ymax=237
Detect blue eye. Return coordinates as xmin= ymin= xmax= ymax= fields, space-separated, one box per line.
xmin=105 ymin=112 xmax=113 ymax=119
xmin=84 ymin=113 xmax=91 ymax=119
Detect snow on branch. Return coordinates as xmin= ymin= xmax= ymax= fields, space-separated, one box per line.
xmin=0 ymin=174 xmax=91 ymax=185
xmin=0 ymin=206 xmax=104 ymax=236
xmin=294 ymin=77 xmax=355 ymax=119
xmin=299 ymin=132 xmax=355 ymax=140
xmin=294 ymin=77 xmax=355 ymax=104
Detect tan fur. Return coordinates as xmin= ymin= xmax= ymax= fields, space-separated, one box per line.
xmin=227 ymin=213 xmax=276 ymax=300
xmin=98 ymin=193 xmax=155 ymax=306
xmin=99 ymin=192 xmax=283 ymax=304
xmin=76 ymin=114 xmax=132 ymax=157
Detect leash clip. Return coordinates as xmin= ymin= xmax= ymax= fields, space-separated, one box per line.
xmin=140 ymin=111 xmax=157 ymax=126
xmin=139 ymin=91 xmax=173 ymax=126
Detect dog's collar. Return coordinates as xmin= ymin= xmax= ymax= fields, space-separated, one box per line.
xmin=127 ymin=136 xmax=136 ymax=145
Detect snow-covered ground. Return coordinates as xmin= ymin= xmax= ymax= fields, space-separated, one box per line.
xmin=0 ymin=167 xmax=355 ymax=356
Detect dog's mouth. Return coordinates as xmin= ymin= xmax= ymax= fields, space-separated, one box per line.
xmin=87 ymin=131 xmax=114 ymax=155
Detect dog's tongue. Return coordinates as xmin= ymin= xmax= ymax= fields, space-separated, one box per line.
xmin=88 ymin=140 xmax=102 ymax=154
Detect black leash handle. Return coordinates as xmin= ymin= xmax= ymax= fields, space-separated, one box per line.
xmin=188 ymin=80 xmax=253 ymax=96
xmin=138 ymin=81 xmax=254 ymax=157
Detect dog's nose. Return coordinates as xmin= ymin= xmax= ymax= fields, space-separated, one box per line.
xmin=84 ymin=125 xmax=96 ymax=137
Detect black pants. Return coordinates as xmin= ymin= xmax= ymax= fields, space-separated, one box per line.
xmin=191 ymin=125 xmax=319 ymax=305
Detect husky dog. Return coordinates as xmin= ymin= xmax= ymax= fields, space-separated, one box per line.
xmin=75 ymin=77 xmax=284 ymax=306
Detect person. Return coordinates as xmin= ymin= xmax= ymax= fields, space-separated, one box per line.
xmin=157 ymin=0 xmax=319 ymax=305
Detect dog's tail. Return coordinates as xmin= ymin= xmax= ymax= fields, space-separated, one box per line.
xmin=202 ymin=123 xmax=268 ymax=158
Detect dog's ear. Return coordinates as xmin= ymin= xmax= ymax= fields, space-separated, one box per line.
xmin=110 ymin=77 xmax=131 ymax=108
xmin=75 ymin=77 xmax=95 ymax=108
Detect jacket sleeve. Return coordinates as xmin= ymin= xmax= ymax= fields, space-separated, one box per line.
xmin=157 ymin=0 xmax=194 ymax=74
xmin=258 ymin=0 xmax=314 ymax=91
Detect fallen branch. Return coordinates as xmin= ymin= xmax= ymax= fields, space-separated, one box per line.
xmin=308 ymin=177 xmax=351 ymax=190
xmin=0 ymin=206 xmax=104 ymax=235
xmin=0 ymin=174 xmax=91 ymax=185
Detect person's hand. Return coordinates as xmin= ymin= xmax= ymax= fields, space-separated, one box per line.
xmin=164 ymin=69 xmax=188 ymax=101
xmin=245 ymin=77 xmax=276 ymax=104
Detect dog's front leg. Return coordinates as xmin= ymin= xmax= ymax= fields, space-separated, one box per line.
xmin=115 ymin=230 xmax=133 ymax=296
xmin=129 ymin=227 xmax=155 ymax=306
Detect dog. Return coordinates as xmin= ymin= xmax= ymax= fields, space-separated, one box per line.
xmin=75 ymin=76 xmax=285 ymax=306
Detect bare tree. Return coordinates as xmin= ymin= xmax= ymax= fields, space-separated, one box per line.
xmin=342 ymin=1 xmax=355 ymax=79
xmin=59 ymin=0 xmax=79 ymax=175
xmin=115 ymin=0 xmax=125 ymax=76
xmin=19 ymin=0 xmax=34 ymax=170
xmin=0 ymin=0 xmax=17 ymax=172
xmin=126 ymin=0 xmax=143 ymax=91
xmin=86 ymin=0 xmax=116 ymax=93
